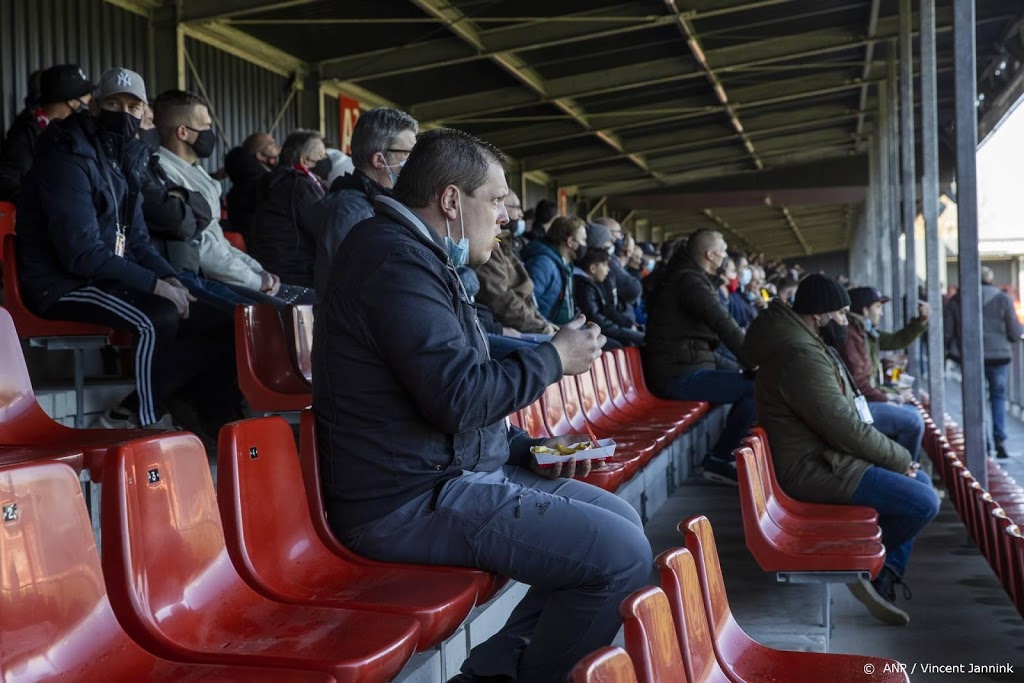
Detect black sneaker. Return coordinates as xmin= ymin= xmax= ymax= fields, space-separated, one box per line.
xmin=701 ymin=457 xmax=738 ymax=486
xmin=995 ymin=441 xmax=1010 ymax=459
xmin=847 ymin=567 xmax=910 ymax=625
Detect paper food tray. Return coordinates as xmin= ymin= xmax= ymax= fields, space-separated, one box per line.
xmin=531 ymin=438 xmax=617 ymax=466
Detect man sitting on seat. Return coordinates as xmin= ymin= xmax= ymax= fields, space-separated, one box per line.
xmin=837 ymin=286 xmax=928 ymax=461
xmin=743 ymin=274 xmax=939 ymax=626
xmin=642 ymin=229 xmax=756 ymax=482
xmin=314 ymin=127 xmax=652 ymax=683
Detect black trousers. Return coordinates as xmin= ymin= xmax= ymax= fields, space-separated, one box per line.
xmin=44 ymin=283 xmax=238 ymax=426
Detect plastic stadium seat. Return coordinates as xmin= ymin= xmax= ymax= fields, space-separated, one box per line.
xmin=223 ymin=230 xmax=248 ymax=252
xmin=677 ymin=517 xmax=909 ymax=682
xmin=100 ymin=431 xmax=420 ymax=681
xmin=745 ymin=427 xmax=878 ymax=525
xmin=620 ymin=587 xmax=690 ymax=683
xmin=739 ymin=434 xmax=880 ymax=540
xmin=0 ymin=201 xmax=14 ymax=235
xmin=0 ymin=461 xmax=333 ymax=683
xmin=734 ymin=448 xmax=885 ymax=574
xmin=576 ymin=364 xmax=667 ymax=458
xmin=0 ymin=445 xmax=84 ymax=472
xmin=235 ymin=304 xmax=311 ymax=413
xmin=601 ymin=354 xmax=688 ymax=435
xmin=298 ymin=408 xmax=506 ymax=605
xmin=589 ymin=360 xmax=672 ymax=447
xmin=288 ymin=304 xmax=314 ymax=384
xmin=2 ymin=238 xmax=119 ymax=427
xmin=218 ymin=416 xmax=479 ymax=649
xmin=621 ymin=347 xmax=710 ymax=421
xmin=0 ymin=307 xmax=153 ymax=483
xmin=614 ymin=348 xmax=707 ymax=423
xmin=569 ymin=646 xmax=639 ymax=683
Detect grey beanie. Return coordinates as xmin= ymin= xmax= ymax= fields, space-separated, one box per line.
xmin=586 ymin=222 xmax=612 ymax=247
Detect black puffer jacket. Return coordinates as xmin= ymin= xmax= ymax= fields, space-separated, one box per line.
xmin=0 ymin=108 xmax=43 ymax=201
xmin=248 ymin=165 xmax=326 ymax=289
xmin=642 ymin=248 xmax=753 ymax=394
xmin=16 ymin=112 xmax=175 ymax=312
xmin=574 ymin=270 xmax=644 ymax=347
xmin=223 ymin=147 xmax=268 ymax=235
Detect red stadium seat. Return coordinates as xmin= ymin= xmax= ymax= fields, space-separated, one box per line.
xmin=569 ymin=646 xmax=639 ymax=683
xmin=619 ymin=587 xmax=690 ymax=683
xmin=0 ymin=445 xmax=83 ymax=472
xmin=235 ymin=304 xmax=311 ymax=413
xmin=601 ymin=354 xmax=688 ymax=435
xmin=223 ymin=230 xmax=248 ymax=252
xmin=218 ymin=416 xmax=479 ymax=649
xmin=2 ymin=237 xmax=120 ymax=427
xmin=676 ymin=517 xmax=909 ymax=682
xmin=0 ymin=307 xmax=153 ymax=483
xmin=100 ymin=431 xmax=420 ymax=681
xmin=745 ymin=427 xmax=878 ymax=524
xmin=577 ymin=364 xmax=667 ymax=457
xmin=614 ymin=348 xmax=707 ymax=422
xmin=0 ymin=201 xmax=14 ymax=235
xmin=298 ymin=408 xmax=506 ymax=605
xmin=288 ymin=304 xmax=314 ymax=384
xmin=0 ymin=461 xmax=333 ymax=683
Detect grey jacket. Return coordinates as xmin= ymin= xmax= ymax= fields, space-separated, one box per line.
xmin=945 ymin=284 xmax=1023 ymax=364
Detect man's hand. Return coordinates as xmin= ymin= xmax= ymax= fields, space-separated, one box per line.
xmin=917 ymin=301 xmax=931 ymax=321
xmin=154 ymin=278 xmax=196 ymax=319
xmin=528 ymin=435 xmax=594 ymax=480
xmin=905 ymin=462 xmax=921 ymax=477
xmin=888 ymin=393 xmax=905 ymax=405
xmin=550 ymin=315 xmax=605 ymax=375
xmin=502 ymin=327 xmax=523 ymax=339
xmin=751 ymin=296 xmax=768 ymax=311
xmin=260 ymin=271 xmax=281 ymax=296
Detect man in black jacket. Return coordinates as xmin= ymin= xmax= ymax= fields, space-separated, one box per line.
xmin=314 ymin=127 xmax=652 ymax=683
xmin=574 ymin=247 xmax=643 ymax=347
xmin=0 ymin=64 xmax=95 ymax=201
xmin=16 ymin=67 xmax=237 ymax=429
xmin=643 ymin=229 xmax=756 ymax=482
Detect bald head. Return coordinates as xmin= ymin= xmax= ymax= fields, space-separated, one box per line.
xmin=593 ymin=216 xmax=623 ymax=241
xmin=981 ymin=266 xmax=995 ymax=285
xmin=687 ymin=229 xmax=728 ymax=275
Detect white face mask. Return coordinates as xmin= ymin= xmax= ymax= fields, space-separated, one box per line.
xmin=444 ymin=188 xmax=470 ymax=268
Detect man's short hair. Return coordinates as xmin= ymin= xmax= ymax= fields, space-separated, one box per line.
xmin=578 ymin=246 xmax=611 ymax=271
xmin=546 ymin=216 xmax=585 ymax=247
xmin=351 ymin=108 xmax=419 ymax=169
xmin=279 ymin=129 xmax=323 ymax=167
xmin=687 ymin=229 xmax=722 ymax=259
xmin=392 ymin=128 xmax=507 ymax=209
xmin=152 ymin=90 xmax=207 ymax=142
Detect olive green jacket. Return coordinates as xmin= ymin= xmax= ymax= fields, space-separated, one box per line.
xmin=742 ymin=301 xmax=912 ymax=504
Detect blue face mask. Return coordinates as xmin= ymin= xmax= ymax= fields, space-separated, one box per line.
xmin=739 ymin=267 xmax=753 ymax=287
xmin=512 ymin=218 xmax=526 ymax=237
xmin=864 ymin=317 xmax=873 ymax=332
xmin=381 ymin=151 xmax=405 ymax=186
xmin=444 ymin=188 xmax=470 ymax=268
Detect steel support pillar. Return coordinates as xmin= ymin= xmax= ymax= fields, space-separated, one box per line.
xmin=921 ymin=0 xmax=945 ymax=426
xmin=887 ymin=48 xmax=903 ymax=328
xmin=899 ymin=0 xmax=919 ymax=380
xmin=953 ymin=0 xmax=986 ymax=487
xmin=876 ymin=83 xmax=893 ymax=307
xmin=150 ymin=4 xmax=185 ymax=95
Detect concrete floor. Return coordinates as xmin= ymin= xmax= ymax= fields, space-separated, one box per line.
xmin=636 ymin=383 xmax=1024 ymax=683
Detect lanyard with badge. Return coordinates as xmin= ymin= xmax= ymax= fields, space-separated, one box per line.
xmin=94 ymin=137 xmax=127 ymax=258
xmin=825 ymin=346 xmax=874 ymax=424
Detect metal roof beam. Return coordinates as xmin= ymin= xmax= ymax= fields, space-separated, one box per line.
xmin=180 ymin=0 xmax=318 ymax=23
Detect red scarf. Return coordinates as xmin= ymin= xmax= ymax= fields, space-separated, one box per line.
xmin=34 ymin=108 xmax=51 ymax=130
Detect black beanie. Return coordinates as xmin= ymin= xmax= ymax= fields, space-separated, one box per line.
xmin=792 ymin=273 xmax=851 ymax=314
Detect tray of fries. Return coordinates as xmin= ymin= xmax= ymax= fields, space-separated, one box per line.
xmin=530 ymin=438 xmax=616 ymax=467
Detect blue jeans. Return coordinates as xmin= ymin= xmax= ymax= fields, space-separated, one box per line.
xmin=849 ymin=467 xmax=939 ymax=577
xmin=985 ymin=362 xmax=1009 ymax=444
xmin=868 ymin=402 xmax=924 ymax=462
xmin=662 ymin=369 xmax=755 ymax=461
xmin=339 ymin=466 xmax=652 ymax=683
xmin=177 ymin=271 xmax=267 ymax=315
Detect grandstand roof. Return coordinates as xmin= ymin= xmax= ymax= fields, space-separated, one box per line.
xmin=182 ymin=0 xmax=1024 ymax=257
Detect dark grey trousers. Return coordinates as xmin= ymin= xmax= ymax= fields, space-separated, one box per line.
xmin=340 ymin=465 xmax=653 ymax=683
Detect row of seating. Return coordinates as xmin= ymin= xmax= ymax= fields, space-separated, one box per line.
xmin=570 ymin=516 xmax=908 ymax=682
xmin=917 ymin=405 xmax=1024 ymax=618
xmin=731 ymin=429 xmax=883 ymax=650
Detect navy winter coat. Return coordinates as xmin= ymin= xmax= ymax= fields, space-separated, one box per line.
xmin=313 ymin=196 xmax=563 ymax=530
xmin=15 ymin=112 xmax=175 ymax=312
xmin=523 ymin=239 xmax=575 ymax=324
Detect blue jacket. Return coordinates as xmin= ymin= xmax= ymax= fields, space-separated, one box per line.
xmin=523 ymin=239 xmax=575 ymax=324
xmin=15 ymin=112 xmax=175 ymax=312
xmin=313 ymin=196 xmax=563 ymax=530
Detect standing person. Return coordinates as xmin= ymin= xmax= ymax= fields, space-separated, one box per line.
xmin=945 ymin=267 xmax=1024 ymax=458
xmin=0 ymin=64 xmax=95 ymax=201
xmin=643 ymin=229 xmax=756 ymax=482
xmin=314 ymin=127 xmax=652 ymax=683
xmin=474 ymin=190 xmax=557 ymax=335
xmin=743 ymin=275 xmax=939 ymax=625
xmin=152 ymin=90 xmax=313 ymax=306
xmin=248 ymin=129 xmax=328 ymax=289
xmin=15 ymin=68 xmax=237 ymax=429
xmin=523 ymin=215 xmax=587 ymax=326
xmin=838 ymin=287 xmax=928 ymax=460
xmin=315 ymin=108 xmax=418 ymax=298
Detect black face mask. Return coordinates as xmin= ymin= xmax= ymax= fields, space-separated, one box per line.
xmin=138 ymin=128 xmax=162 ymax=152
xmin=312 ymin=157 xmax=333 ymax=180
xmin=97 ymin=109 xmax=141 ymax=140
xmin=573 ymin=243 xmax=587 ymax=262
xmin=819 ymin=319 xmax=848 ymax=347
xmin=188 ymin=127 xmax=217 ymax=159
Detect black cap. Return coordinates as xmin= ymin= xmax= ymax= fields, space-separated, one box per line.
xmin=39 ymin=64 xmax=94 ymax=105
xmin=792 ymin=274 xmax=851 ymax=314
xmin=848 ymin=286 xmax=890 ymax=313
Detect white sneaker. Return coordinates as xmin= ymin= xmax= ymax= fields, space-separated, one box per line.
xmin=93 ymin=408 xmax=139 ymax=429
